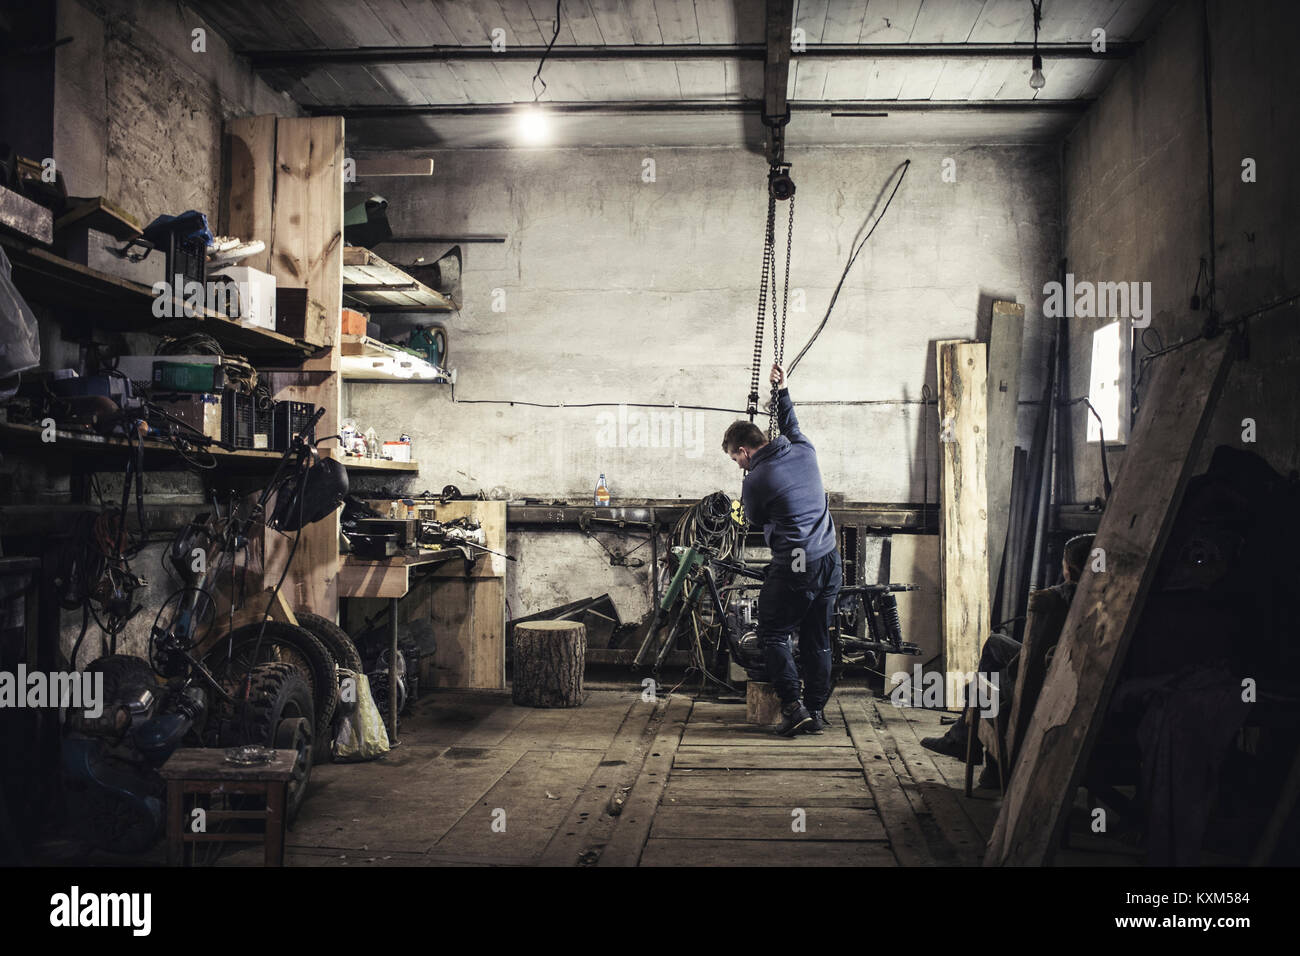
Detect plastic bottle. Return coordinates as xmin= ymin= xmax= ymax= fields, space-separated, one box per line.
xmin=594 ymin=473 xmax=610 ymax=507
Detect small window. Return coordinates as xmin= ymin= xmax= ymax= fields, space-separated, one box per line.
xmin=1087 ymin=320 xmax=1130 ymax=445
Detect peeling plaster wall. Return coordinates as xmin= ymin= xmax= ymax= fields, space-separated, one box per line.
xmin=345 ymin=145 xmax=1061 ymax=621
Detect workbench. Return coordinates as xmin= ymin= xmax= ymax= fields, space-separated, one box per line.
xmin=337 ymin=501 xmax=508 ymax=740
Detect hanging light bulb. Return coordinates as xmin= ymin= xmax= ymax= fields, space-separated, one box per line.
xmin=517 ymin=104 xmax=549 ymax=144
xmin=1029 ymin=0 xmax=1046 ymax=91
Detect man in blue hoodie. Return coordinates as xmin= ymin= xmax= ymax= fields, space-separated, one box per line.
xmin=722 ymin=364 xmax=841 ymax=736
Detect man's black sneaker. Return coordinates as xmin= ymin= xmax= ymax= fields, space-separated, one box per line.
xmin=774 ymin=702 xmax=813 ymax=737
xmin=803 ymin=711 xmax=826 ymax=735
xmin=920 ymin=724 xmax=970 ymax=759
xmin=813 ymin=708 xmax=833 ymax=728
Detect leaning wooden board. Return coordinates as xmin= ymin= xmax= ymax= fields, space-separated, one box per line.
xmin=937 ymin=340 xmax=989 ymax=702
xmin=985 ymin=301 xmax=1024 ymax=602
xmin=985 ymin=333 xmax=1236 ymax=866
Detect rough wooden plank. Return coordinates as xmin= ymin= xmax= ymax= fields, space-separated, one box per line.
xmin=894 ymin=707 xmax=1000 ymax=842
xmin=640 ymin=837 xmax=897 ymax=866
xmin=986 ymin=301 xmax=1025 ymax=603
xmin=839 ymin=696 xmax=934 ymax=865
xmin=650 ymin=804 xmax=887 ymax=842
xmin=666 ymin=768 xmax=869 ymax=800
xmin=875 ymin=703 xmax=984 ymax=862
xmin=988 ymin=333 xmax=1236 ymax=866
xmin=672 ymin=746 xmax=862 ymax=770
xmin=538 ymin=696 xmax=662 ymax=866
xmin=433 ymin=748 xmax=604 ymax=859
xmin=599 ymin=695 xmax=691 ymax=866
xmin=222 ymin=115 xmax=275 ymax=274
xmin=937 ymin=340 xmax=989 ymax=703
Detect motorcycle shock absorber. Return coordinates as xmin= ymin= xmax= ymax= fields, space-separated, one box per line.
xmin=878 ymin=592 xmax=904 ymax=649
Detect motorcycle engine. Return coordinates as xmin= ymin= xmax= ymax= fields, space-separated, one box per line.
xmin=725 ymin=596 xmax=770 ymax=680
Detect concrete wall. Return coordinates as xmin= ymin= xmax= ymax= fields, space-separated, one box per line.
xmin=345 ymin=145 xmax=1062 ymax=621
xmin=1060 ymin=0 xmax=1300 ymax=502
xmin=52 ymin=0 xmax=296 ymax=225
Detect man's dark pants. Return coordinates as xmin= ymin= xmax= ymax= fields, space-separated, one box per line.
xmin=756 ymin=549 xmax=842 ymax=711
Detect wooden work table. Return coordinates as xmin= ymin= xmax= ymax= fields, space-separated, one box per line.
xmin=337 ymin=501 xmax=508 ymax=743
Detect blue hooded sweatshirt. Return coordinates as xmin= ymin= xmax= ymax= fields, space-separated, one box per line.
xmin=741 ymin=388 xmax=837 ymax=564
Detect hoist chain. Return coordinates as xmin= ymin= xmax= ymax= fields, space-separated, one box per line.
xmin=768 ymin=191 xmax=794 ymax=439
xmin=748 ymin=187 xmax=777 ymax=422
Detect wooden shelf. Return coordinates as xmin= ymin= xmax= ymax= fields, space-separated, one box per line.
xmin=323 ymin=447 xmax=420 ymax=473
xmin=339 ymin=333 xmax=449 ymax=382
xmin=343 ymin=246 xmax=456 ymax=312
xmin=0 ymin=234 xmax=319 ymax=364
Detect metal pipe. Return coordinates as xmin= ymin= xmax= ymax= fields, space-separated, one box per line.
xmin=250 ymin=42 xmax=1139 ymax=68
xmin=311 ymin=98 xmax=1092 ymax=118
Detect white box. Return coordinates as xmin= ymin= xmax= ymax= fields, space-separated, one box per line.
xmin=212 ymin=265 xmax=276 ymax=330
xmin=383 ymin=441 xmax=411 ymax=462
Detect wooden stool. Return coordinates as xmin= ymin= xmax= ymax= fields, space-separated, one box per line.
xmin=746 ymin=681 xmax=782 ymax=725
xmin=158 ymin=748 xmax=297 ymax=866
xmin=512 ymin=620 xmax=585 ymax=707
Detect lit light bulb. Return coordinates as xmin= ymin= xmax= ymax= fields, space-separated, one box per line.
xmin=518 ymin=105 xmax=549 ymax=144
xmin=1029 ymin=53 xmax=1046 ymax=90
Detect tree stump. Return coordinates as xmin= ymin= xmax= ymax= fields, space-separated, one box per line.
xmin=747 ymin=681 xmax=782 ymax=725
xmin=512 ymin=620 xmax=586 ymax=708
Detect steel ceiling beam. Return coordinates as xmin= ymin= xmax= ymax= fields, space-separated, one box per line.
xmin=309 ymin=99 xmax=1092 ymax=119
xmin=247 ymin=42 xmax=1138 ymax=69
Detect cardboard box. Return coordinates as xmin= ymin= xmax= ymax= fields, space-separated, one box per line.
xmin=383 ymin=441 xmax=411 ymax=462
xmin=211 ymin=265 xmax=276 ymax=330
xmin=150 ymin=392 xmax=222 ymax=442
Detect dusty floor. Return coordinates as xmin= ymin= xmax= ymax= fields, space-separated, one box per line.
xmin=201 ymin=683 xmax=1141 ymax=867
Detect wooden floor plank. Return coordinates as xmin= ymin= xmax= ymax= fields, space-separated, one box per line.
xmin=599 ymin=695 xmax=692 ymax=866
xmin=875 ymin=701 xmax=985 ymax=863
xmin=640 ymin=838 xmax=898 ymax=867
xmin=538 ymin=697 xmax=663 ymax=866
xmin=838 ymin=694 xmax=936 ymax=866
xmin=680 ymin=723 xmax=854 ymax=747
xmin=650 ymin=804 xmax=888 ymax=842
xmin=673 ymin=746 xmax=863 ymax=770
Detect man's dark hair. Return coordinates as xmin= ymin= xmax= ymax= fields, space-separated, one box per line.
xmin=722 ymin=421 xmax=767 ymax=454
xmin=1063 ymin=534 xmax=1096 ymax=580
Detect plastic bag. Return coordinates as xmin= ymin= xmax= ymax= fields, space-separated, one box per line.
xmin=332 ymin=668 xmax=390 ymax=762
xmin=0 ymin=246 xmax=40 ymax=381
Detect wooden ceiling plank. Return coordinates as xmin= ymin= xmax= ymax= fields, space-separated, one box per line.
xmin=675 ymin=59 xmax=728 ymax=98
xmin=496 ymin=0 xmax=550 ymax=45
xmin=693 ymin=0 xmax=738 ymax=44
xmin=967 ymin=0 xmax=1033 ymax=43
xmin=310 ymin=1 xmax=399 ymax=45
xmin=863 ymin=56 xmax=908 ymax=98
xmin=399 ymin=62 xmax=474 ymax=104
xmin=622 ymin=60 xmax=683 ymax=98
xmin=491 ymin=60 xmax=548 ymax=101
xmin=1037 ymin=0 xmax=1126 ymax=43
xmin=929 ymin=57 xmax=986 ymax=100
xmin=625 ymin=0 xmax=666 ymax=43
xmin=655 ymin=0 xmax=703 ymax=44
xmin=792 ymin=58 xmax=830 ymax=99
xmin=364 ymin=0 xmax=458 ymax=45
xmin=446 ymin=60 xmax=514 ymax=102
xmin=213 ymin=0 xmax=325 ymax=48
xmin=561 ymin=0 xmax=610 ymax=44
xmin=1102 ymin=0 xmax=1164 ymax=39
xmin=821 ymin=59 xmax=872 ymax=99
xmin=908 ymin=0 xmax=986 ymax=43
xmin=438 ymin=0 xmax=498 ymax=45
xmin=793 ymin=0 xmax=831 ymax=44
xmin=588 ymin=0 xmax=637 ymax=44
xmin=968 ymin=56 xmax=1017 ymax=99
xmin=369 ymin=64 xmax=434 ymax=106
xmin=590 ymin=61 xmax=637 ymax=101
xmin=821 ymin=0 xmax=868 ymax=43
xmin=859 ymin=0 xmax=924 ymax=43
xmin=896 ymin=56 xmax=944 ymax=99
